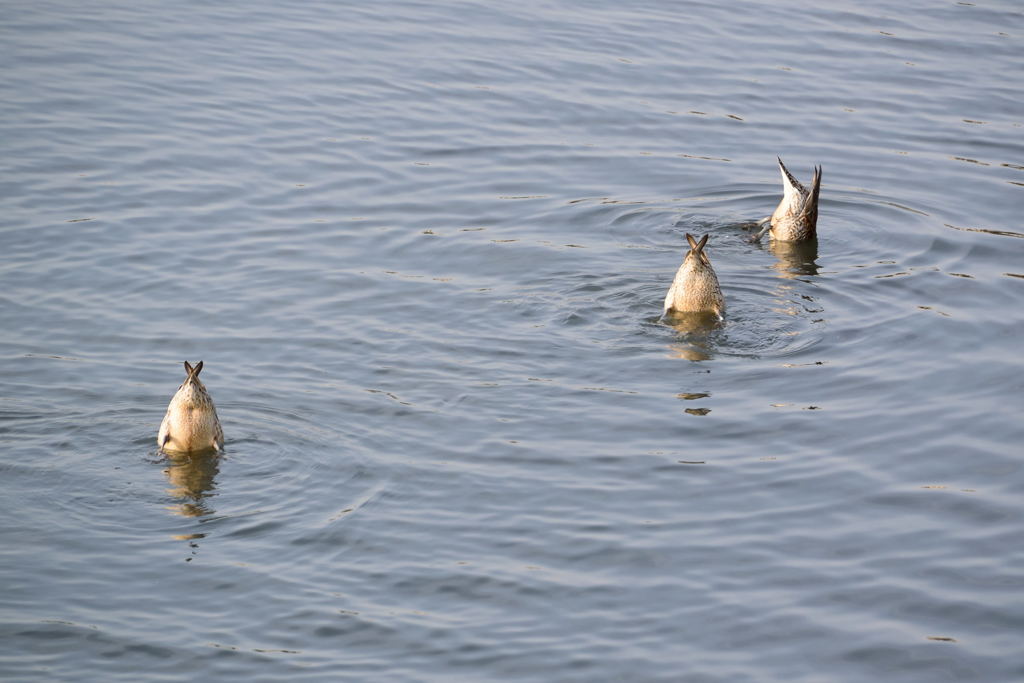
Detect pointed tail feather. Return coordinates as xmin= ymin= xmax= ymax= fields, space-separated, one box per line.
xmin=801 ymin=165 xmax=822 ymax=227
xmin=777 ymin=157 xmax=806 ymax=197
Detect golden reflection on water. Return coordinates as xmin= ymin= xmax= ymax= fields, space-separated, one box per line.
xmin=163 ymin=450 xmax=220 ymax=518
xmin=664 ymin=310 xmax=721 ymax=361
xmin=668 ymin=344 xmax=711 ymax=361
xmin=768 ymin=238 xmax=819 ymax=279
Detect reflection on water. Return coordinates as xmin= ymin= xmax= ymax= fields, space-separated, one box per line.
xmin=663 ymin=311 xmax=722 ymax=360
xmin=163 ymin=451 xmax=221 ymax=518
xmin=667 ymin=343 xmax=712 ymax=361
xmin=769 ymin=238 xmax=819 ymax=279
xmin=759 ymin=238 xmax=824 ymax=326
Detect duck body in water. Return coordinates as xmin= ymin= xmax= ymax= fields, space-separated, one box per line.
xmin=158 ymin=360 xmax=224 ymax=454
xmin=663 ymin=233 xmax=725 ymax=319
xmin=755 ymin=157 xmax=822 ymax=242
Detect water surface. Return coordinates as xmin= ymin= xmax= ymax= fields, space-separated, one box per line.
xmin=1 ymin=1 xmax=1022 ymax=681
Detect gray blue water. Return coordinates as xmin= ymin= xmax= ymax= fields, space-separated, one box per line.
xmin=2 ymin=1 xmax=1022 ymax=681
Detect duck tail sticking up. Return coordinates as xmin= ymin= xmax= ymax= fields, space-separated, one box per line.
xmin=157 ymin=360 xmax=224 ymax=454
xmin=754 ymin=158 xmax=822 ymax=242
xmin=663 ymin=232 xmax=725 ymax=318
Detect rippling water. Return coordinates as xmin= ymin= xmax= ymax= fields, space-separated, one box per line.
xmin=2 ymin=0 xmax=1022 ymax=680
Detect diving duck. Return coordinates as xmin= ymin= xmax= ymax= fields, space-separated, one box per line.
xmin=157 ymin=361 xmax=224 ymax=454
xmin=663 ymin=233 xmax=725 ymax=318
xmin=754 ymin=157 xmax=822 ymax=242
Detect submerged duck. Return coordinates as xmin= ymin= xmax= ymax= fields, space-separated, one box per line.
xmin=663 ymin=233 xmax=725 ymax=318
xmin=157 ymin=361 xmax=224 ymax=454
xmin=754 ymin=157 xmax=822 ymax=242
